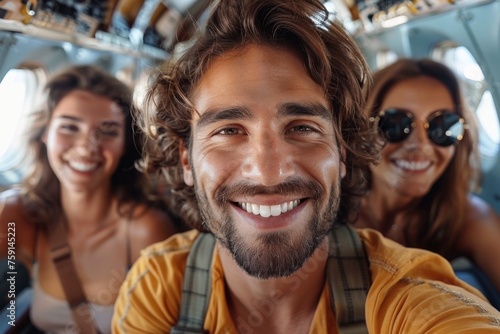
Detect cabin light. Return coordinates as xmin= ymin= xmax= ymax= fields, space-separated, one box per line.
xmin=323 ymin=1 xmax=336 ymax=12
xmin=381 ymin=15 xmax=409 ymax=28
xmin=61 ymin=41 xmax=74 ymax=52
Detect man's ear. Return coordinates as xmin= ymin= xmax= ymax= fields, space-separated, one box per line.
xmin=340 ymin=146 xmax=346 ymax=179
xmin=179 ymin=140 xmax=194 ymax=186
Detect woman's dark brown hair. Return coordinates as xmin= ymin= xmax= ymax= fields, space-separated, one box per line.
xmin=366 ymin=58 xmax=481 ymax=258
xmin=21 ymin=65 xmax=158 ymax=223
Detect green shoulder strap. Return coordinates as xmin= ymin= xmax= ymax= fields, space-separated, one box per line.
xmin=327 ymin=224 xmax=371 ymax=334
xmin=172 ymin=225 xmax=370 ymax=334
xmin=171 ymin=232 xmax=216 ymax=334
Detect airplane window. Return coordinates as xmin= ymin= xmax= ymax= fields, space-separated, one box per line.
xmin=476 ymin=91 xmax=500 ymax=158
xmin=116 ymin=64 xmax=136 ymax=88
xmin=0 ymin=68 xmax=43 ymax=186
xmin=375 ymin=49 xmax=399 ymax=70
xmin=323 ymin=0 xmax=362 ymax=34
xmin=432 ymin=43 xmax=500 ymax=171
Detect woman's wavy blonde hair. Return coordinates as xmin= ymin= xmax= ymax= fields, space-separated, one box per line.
xmin=137 ymin=0 xmax=379 ymax=231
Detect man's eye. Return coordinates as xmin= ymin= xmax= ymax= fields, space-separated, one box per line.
xmin=217 ymin=128 xmax=241 ymax=135
xmin=289 ymin=125 xmax=315 ymax=133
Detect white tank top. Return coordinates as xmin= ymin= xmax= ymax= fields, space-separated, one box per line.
xmin=30 ymin=263 xmax=114 ymax=334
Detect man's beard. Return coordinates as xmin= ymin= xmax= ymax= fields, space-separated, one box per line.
xmin=194 ymin=176 xmax=341 ymax=279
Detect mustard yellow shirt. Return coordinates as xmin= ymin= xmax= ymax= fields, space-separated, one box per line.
xmin=112 ymin=228 xmax=500 ymax=333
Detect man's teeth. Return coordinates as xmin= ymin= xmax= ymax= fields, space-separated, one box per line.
xmin=69 ymin=161 xmax=98 ymax=172
xmin=395 ymin=160 xmax=431 ymax=171
xmin=240 ymin=200 xmax=300 ymax=218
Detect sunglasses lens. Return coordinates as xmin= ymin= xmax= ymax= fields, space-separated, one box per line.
xmin=428 ymin=112 xmax=464 ymax=147
xmin=378 ymin=109 xmax=413 ymax=143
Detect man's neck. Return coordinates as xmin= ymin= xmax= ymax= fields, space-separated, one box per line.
xmin=218 ymin=237 xmax=329 ymax=334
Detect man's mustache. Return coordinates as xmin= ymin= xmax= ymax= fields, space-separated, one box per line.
xmin=214 ymin=178 xmax=324 ymax=204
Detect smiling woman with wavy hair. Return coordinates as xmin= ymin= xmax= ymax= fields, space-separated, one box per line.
xmin=0 ymin=65 xmax=180 ymax=334
xmin=353 ymin=58 xmax=500 ymax=293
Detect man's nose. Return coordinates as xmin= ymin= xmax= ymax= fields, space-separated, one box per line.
xmin=241 ymin=132 xmax=295 ymax=186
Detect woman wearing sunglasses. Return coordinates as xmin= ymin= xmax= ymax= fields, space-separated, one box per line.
xmin=353 ymin=58 xmax=500 ymax=294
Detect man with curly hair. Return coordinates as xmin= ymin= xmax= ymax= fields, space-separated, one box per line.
xmin=113 ymin=0 xmax=500 ymax=333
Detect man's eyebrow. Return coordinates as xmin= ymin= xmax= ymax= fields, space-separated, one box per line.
xmin=278 ymin=103 xmax=332 ymax=121
xmin=196 ymin=107 xmax=252 ymax=129
xmin=195 ymin=103 xmax=331 ymax=129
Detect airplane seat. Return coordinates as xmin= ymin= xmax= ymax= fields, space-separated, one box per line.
xmin=452 ymin=257 xmax=500 ymax=310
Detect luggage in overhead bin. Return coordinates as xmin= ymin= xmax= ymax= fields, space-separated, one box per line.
xmin=0 ymin=0 xmax=36 ymax=24
xmin=29 ymin=0 xmax=119 ymax=37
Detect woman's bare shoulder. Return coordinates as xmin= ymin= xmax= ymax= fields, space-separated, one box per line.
xmin=464 ymin=194 xmax=500 ymax=227
xmin=126 ymin=204 xmax=182 ymax=258
xmin=1 ymin=189 xmax=31 ymax=224
xmin=456 ymin=194 xmax=500 ymax=254
xmin=0 ymin=189 xmax=37 ymax=259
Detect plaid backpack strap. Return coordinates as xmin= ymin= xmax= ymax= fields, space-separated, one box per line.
xmin=327 ymin=224 xmax=371 ymax=334
xmin=171 ymin=233 xmax=216 ymax=334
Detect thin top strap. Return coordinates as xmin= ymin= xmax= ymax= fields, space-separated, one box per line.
xmin=32 ymin=224 xmax=39 ymax=265
xmin=47 ymin=217 xmax=100 ymax=334
xmin=126 ymin=217 xmax=132 ymax=271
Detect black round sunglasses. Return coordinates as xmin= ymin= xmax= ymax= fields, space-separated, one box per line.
xmin=370 ymin=108 xmax=467 ymax=147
